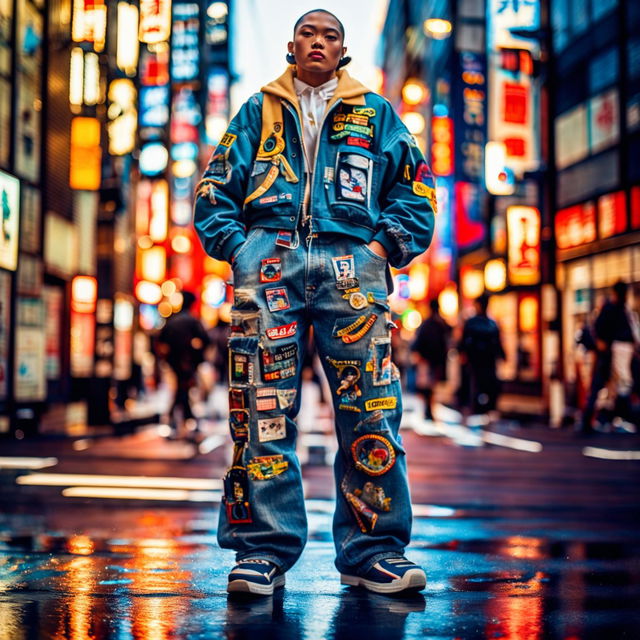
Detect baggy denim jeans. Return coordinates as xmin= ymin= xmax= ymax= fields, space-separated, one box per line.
xmin=218 ymin=228 xmax=413 ymax=575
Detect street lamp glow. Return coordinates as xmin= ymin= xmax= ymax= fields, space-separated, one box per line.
xmin=423 ymin=18 xmax=452 ymax=39
xmin=401 ymin=111 xmax=426 ymax=135
xmin=484 ymin=259 xmax=507 ymax=292
xmin=402 ymin=79 xmax=428 ymax=106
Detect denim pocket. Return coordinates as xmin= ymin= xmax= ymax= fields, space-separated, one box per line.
xmin=358 ymin=242 xmax=387 ymax=264
xmin=228 ymin=336 xmax=258 ymax=386
xmin=232 ymin=227 xmax=263 ymax=264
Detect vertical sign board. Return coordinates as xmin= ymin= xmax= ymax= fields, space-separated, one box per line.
xmin=0 ymin=270 xmax=10 ymax=400
xmin=0 ymin=169 xmax=20 ymax=271
xmin=455 ymin=51 xmax=487 ymax=184
xmin=507 ymin=205 xmax=540 ymax=285
xmin=15 ymin=298 xmax=46 ymax=401
xmin=487 ymin=0 xmax=540 ymax=175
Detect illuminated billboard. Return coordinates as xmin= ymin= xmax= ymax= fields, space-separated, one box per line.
xmin=0 ymin=169 xmax=20 ymax=272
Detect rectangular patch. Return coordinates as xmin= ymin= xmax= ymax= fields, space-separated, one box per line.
xmin=256 ymin=396 xmax=278 ymax=411
xmin=260 ymin=258 xmax=281 ymax=283
xmin=259 ymin=195 xmax=278 ymax=205
xmin=263 ymin=364 xmax=296 ymax=381
xmin=266 ymin=321 xmax=297 ymax=340
xmin=258 ymin=415 xmax=286 ymax=442
xmin=368 ymin=337 xmax=392 ymax=385
xmin=332 ymin=255 xmax=355 ymax=281
xmin=265 ymin=287 xmax=290 ymax=312
xmin=229 ymin=351 xmax=253 ymax=385
xmin=262 ymin=342 xmax=298 ymax=365
xmin=337 ymin=153 xmax=370 ymax=204
xmin=347 ymin=136 xmax=371 ymax=149
xmin=336 ymin=277 xmax=360 ymax=291
xmin=219 ymin=132 xmax=237 ymax=147
xmin=247 ymin=455 xmax=288 ymax=480
xmin=277 ymin=388 xmax=297 ymax=410
xmin=365 ymin=397 xmax=397 ymax=411
xmin=229 ymin=388 xmax=248 ymax=409
xmin=275 ymin=230 xmax=294 ymax=248
xmin=229 ymin=409 xmax=249 ymax=442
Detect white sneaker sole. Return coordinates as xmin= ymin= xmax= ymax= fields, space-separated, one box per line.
xmin=227 ymin=574 xmax=285 ymax=596
xmin=341 ymin=569 xmax=426 ymax=594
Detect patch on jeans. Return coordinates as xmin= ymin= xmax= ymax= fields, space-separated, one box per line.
xmin=277 ymin=388 xmax=297 ymax=410
xmin=365 ymin=336 xmax=393 ymax=385
xmin=342 ymin=313 xmax=377 ymax=344
xmin=230 ymin=310 xmax=261 ymax=336
xmin=364 ymin=397 xmax=397 ymax=411
xmin=265 ymin=287 xmax=290 ymax=312
xmin=335 ymin=277 xmax=360 ymax=291
xmin=258 ymin=415 xmax=286 ymax=442
xmin=343 ymin=485 xmax=378 ymax=533
xmin=229 ymin=409 xmax=250 ymax=443
xmin=333 ymin=315 xmax=367 ymax=338
xmin=260 ymin=258 xmax=281 ymax=283
xmin=332 ymin=255 xmax=355 ymax=281
xmin=327 ymin=357 xmax=362 ymax=412
xmin=351 ymin=434 xmax=396 ymax=476
xmin=229 ymin=351 xmax=254 ymax=385
xmin=348 ymin=291 xmax=369 ymax=310
xmin=275 ymin=230 xmax=295 ymax=248
xmin=354 ymin=481 xmax=391 ymax=512
xmin=260 ymin=343 xmax=297 ymax=382
xmin=255 ymin=387 xmax=278 ymax=411
xmin=223 ymin=466 xmax=252 ymax=524
xmin=229 ymin=387 xmax=249 ymax=410
xmin=266 ymin=321 xmax=297 ymax=340
xmin=247 ymin=455 xmax=288 ymax=480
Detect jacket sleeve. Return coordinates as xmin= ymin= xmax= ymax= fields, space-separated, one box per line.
xmin=193 ymin=95 xmax=262 ymax=263
xmin=373 ymin=118 xmax=437 ymax=269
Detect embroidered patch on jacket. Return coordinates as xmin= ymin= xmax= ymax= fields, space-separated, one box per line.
xmin=266 ymin=321 xmax=297 ymax=340
xmin=265 ymin=287 xmax=290 ymax=312
xmin=260 ymin=258 xmax=282 ymax=283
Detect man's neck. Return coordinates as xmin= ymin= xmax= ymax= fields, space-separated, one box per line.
xmin=295 ymin=68 xmax=336 ymax=87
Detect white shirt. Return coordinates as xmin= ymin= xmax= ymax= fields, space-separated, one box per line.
xmin=293 ymin=76 xmax=338 ymax=172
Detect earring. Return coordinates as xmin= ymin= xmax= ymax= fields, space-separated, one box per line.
xmin=337 ymin=56 xmax=352 ymax=69
xmin=286 ymin=52 xmax=296 ymax=65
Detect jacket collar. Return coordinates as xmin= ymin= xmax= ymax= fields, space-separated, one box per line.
xmin=261 ymin=66 xmax=369 ymax=117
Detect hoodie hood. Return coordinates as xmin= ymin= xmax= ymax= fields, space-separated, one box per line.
xmin=261 ymin=66 xmax=370 ymax=115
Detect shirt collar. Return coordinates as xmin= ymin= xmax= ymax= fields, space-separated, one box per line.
xmin=293 ymin=75 xmax=338 ymax=101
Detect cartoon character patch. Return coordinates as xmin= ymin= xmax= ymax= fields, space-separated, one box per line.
xmin=351 ymin=434 xmax=396 ymax=476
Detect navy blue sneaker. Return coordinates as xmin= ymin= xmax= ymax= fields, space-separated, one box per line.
xmin=341 ymin=557 xmax=426 ymax=594
xmin=227 ymin=559 xmax=285 ymax=595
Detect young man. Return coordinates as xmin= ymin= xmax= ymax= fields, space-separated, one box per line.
xmin=194 ymin=9 xmax=436 ymax=596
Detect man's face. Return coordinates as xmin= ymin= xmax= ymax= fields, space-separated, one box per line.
xmin=288 ymin=12 xmax=345 ymax=75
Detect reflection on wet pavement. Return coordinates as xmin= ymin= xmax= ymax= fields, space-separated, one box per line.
xmin=1 ymin=501 xmax=640 ymax=639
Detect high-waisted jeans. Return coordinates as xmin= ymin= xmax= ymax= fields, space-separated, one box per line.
xmin=218 ymin=227 xmax=413 ymax=574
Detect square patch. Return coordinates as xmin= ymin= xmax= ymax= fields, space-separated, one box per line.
xmin=265 ymin=287 xmax=290 ymax=312
xmin=260 ymin=258 xmax=282 ymax=283
xmin=258 ymin=415 xmax=286 ymax=442
xmin=332 ymin=255 xmax=355 ymax=281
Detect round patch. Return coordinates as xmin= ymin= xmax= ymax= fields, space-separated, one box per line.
xmin=351 ymin=434 xmax=396 ymax=476
xmin=349 ymin=292 xmax=368 ymax=310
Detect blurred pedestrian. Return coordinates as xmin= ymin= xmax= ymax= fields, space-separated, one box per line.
xmin=581 ymin=281 xmax=639 ymax=433
xmin=457 ymin=293 xmax=505 ymax=425
xmin=157 ymin=291 xmax=210 ymax=437
xmin=194 ymin=9 xmax=435 ymax=596
xmin=411 ymin=299 xmax=451 ymax=421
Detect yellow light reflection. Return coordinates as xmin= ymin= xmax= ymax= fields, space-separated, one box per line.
xmin=67 ymin=535 xmax=95 ymax=556
xmin=423 ymin=18 xmax=452 ymax=39
xmin=17 ymin=473 xmax=221 ymax=490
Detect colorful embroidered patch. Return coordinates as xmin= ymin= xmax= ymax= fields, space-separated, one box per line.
xmin=223 ymin=466 xmax=252 ymax=523
xmin=337 ymin=154 xmax=370 ymax=203
xmin=256 ymin=394 xmax=278 ymax=411
xmin=265 ymin=287 xmax=290 ymax=312
xmin=275 ymin=230 xmax=295 ymax=248
xmin=364 ymin=397 xmax=397 ymax=411
xmin=353 ymin=106 xmax=376 ymax=117
xmin=351 ymin=434 xmax=396 ymax=476
xmin=346 ymin=136 xmax=371 ymax=149
xmin=258 ymin=195 xmax=278 ymax=205
xmin=247 ymin=455 xmax=288 ymax=480
xmin=336 ymin=277 xmax=359 ymax=291
xmin=342 ymin=313 xmax=377 ymax=344
xmin=229 ymin=351 xmax=254 ymax=385
xmin=333 ymin=315 xmax=367 ymax=338
xmin=354 ymin=481 xmax=391 ymax=511
xmin=366 ymin=336 xmax=393 ymax=385
xmin=343 ymin=488 xmax=378 ymax=533
xmin=266 ymin=321 xmax=297 ymax=340
xmin=349 ymin=292 xmax=369 ymax=310
xmin=258 ymin=415 xmax=286 ymax=442
xmin=229 ymin=387 xmax=248 ymax=410
xmin=219 ymin=132 xmax=237 ymax=147
xmin=229 ymin=409 xmax=249 ymax=442
xmin=260 ymin=258 xmax=282 ymax=283
xmin=260 ymin=343 xmax=298 ymax=382
xmin=332 ymin=255 xmax=355 ymax=281
xmin=277 ymin=388 xmax=297 ymax=410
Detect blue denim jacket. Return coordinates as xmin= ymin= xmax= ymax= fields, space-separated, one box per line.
xmin=194 ymin=68 xmax=436 ymax=269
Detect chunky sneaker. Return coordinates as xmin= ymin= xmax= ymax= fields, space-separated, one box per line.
xmin=341 ymin=557 xmax=426 ymax=594
xmin=227 ymin=559 xmax=285 ymax=596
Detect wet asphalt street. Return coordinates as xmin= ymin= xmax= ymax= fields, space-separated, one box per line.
xmin=1 ymin=411 xmax=640 ymax=639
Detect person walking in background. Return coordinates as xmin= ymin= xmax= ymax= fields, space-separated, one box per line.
xmin=194 ymin=9 xmax=435 ymax=596
xmin=411 ymin=299 xmax=451 ymax=422
xmin=157 ymin=290 xmax=211 ymax=438
xmin=582 ymin=281 xmax=639 ymax=433
xmin=457 ymin=294 xmax=505 ymax=426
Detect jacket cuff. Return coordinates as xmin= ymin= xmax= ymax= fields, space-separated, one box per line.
xmin=372 ymin=229 xmax=396 ymax=259
xmin=221 ymin=231 xmax=246 ymax=264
